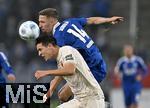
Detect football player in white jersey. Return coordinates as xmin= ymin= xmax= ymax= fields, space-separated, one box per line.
xmin=35 ymin=35 xmax=105 ymax=108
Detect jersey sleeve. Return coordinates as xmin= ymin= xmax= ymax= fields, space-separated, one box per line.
xmin=0 ymin=52 xmax=14 ymax=75
xmin=137 ymin=56 xmax=148 ymax=76
xmin=71 ymin=18 xmax=87 ymax=26
xmin=116 ymin=58 xmax=124 ymax=72
xmin=61 ymin=47 xmax=77 ymax=65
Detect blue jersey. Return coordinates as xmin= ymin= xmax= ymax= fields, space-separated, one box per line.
xmin=116 ymin=55 xmax=147 ymax=85
xmin=116 ymin=56 xmax=147 ymax=106
xmin=52 ymin=18 xmax=106 ymax=82
xmin=0 ymin=52 xmax=14 ymax=83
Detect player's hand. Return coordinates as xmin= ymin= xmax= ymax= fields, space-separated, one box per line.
xmin=109 ymin=16 xmax=124 ymax=24
xmin=7 ymin=74 xmax=16 ymax=81
xmin=43 ymin=94 xmax=47 ymax=103
xmin=43 ymin=94 xmax=51 ymax=105
xmin=35 ymin=71 xmax=46 ymax=80
xmin=136 ymin=74 xmax=142 ymax=81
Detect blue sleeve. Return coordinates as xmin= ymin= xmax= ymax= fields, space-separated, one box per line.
xmin=70 ymin=18 xmax=87 ymax=26
xmin=137 ymin=57 xmax=148 ymax=76
xmin=0 ymin=52 xmax=14 ymax=75
xmin=116 ymin=58 xmax=124 ymax=72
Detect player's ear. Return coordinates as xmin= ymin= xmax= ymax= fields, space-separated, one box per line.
xmin=49 ymin=17 xmax=56 ymax=23
xmin=48 ymin=43 xmax=53 ymax=48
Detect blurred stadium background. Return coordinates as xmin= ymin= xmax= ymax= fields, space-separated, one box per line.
xmin=0 ymin=0 xmax=150 ymax=108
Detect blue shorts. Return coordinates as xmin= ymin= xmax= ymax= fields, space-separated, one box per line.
xmin=123 ymin=82 xmax=142 ymax=106
xmin=90 ymin=60 xmax=107 ymax=83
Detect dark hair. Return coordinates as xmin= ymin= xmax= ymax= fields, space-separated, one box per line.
xmin=39 ymin=8 xmax=59 ymax=19
xmin=35 ymin=34 xmax=57 ymax=46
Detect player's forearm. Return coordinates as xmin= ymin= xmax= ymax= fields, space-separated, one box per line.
xmin=50 ymin=76 xmax=63 ymax=91
xmin=114 ymin=66 xmax=119 ymax=74
xmin=2 ymin=62 xmax=14 ymax=75
xmin=87 ymin=17 xmax=111 ymax=25
xmin=35 ymin=63 xmax=76 ymax=79
xmin=114 ymin=66 xmax=121 ymax=78
xmin=44 ymin=68 xmax=74 ymax=76
xmin=44 ymin=63 xmax=76 ymax=76
xmin=142 ymin=65 xmax=148 ymax=76
xmin=87 ymin=16 xmax=123 ymax=25
xmin=47 ymin=76 xmax=63 ymax=97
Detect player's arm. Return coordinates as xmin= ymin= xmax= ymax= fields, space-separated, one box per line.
xmin=86 ymin=16 xmax=123 ymax=25
xmin=114 ymin=66 xmax=122 ymax=80
xmin=0 ymin=53 xmax=16 ymax=81
xmin=47 ymin=76 xmax=63 ymax=98
xmin=114 ymin=66 xmax=120 ymax=75
xmin=35 ymin=62 xmax=76 ymax=79
xmin=139 ymin=58 xmax=148 ymax=75
xmin=43 ymin=76 xmax=63 ymax=103
xmin=114 ymin=58 xmax=124 ymax=77
xmin=114 ymin=58 xmax=123 ymax=79
xmin=136 ymin=57 xmax=148 ymax=81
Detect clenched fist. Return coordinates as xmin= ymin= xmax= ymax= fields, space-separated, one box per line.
xmin=35 ymin=70 xmax=47 ymax=80
xmin=7 ymin=74 xmax=16 ymax=81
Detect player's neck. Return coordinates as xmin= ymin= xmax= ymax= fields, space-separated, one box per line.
xmin=54 ymin=46 xmax=60 ymax=59
xmin=126 ymin=55 xmax=133 ymax=59
xmin=52 ymin=21 xmax=60 ymax=35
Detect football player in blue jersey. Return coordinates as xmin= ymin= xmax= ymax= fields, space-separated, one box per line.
xmin=0 ymin=51 xmax=16 ymax=108
xmin=114 ymin=44 xmax=147 ymax=108
xmin=38 ymin=8 xmax=123 ymax=102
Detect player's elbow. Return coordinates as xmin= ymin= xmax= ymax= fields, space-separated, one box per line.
xmin=66 ymin=69 xmax=75 ymax=75
xmin=63 ymin=63 xmax=76 ymax=75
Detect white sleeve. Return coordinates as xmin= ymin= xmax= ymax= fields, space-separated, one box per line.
xmin=115 ymin=57 xmax=124 ymax=73
xmin=61 ymin=47 xmax=77 ymax=65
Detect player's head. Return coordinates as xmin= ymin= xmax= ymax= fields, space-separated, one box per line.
xmin=38 ymin=8 xmax=59 ymax=34
xmin=35 ymin=34 xmax=58 ymax=61
xmin=123 ymin=44 xmax=134 ymax=58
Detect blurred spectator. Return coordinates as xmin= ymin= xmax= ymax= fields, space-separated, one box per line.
xmin=79 ymin=0 xmax=110 ymax=17
xmin=92 ymin=0 xmax=110 ymax=17
xmin=60 ymin=0 xmax=72 ymax=19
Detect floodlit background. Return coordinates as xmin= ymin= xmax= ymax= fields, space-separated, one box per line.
xmin=0 ymin=0 xmax=150 ymax=108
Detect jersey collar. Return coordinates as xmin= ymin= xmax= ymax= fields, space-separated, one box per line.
xmin=53 ymin=22 xmax=61 ymax=35
xmin=124 ymin=55 xmax=136 ymax=61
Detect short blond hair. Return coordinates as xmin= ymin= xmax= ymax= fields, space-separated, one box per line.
xmin=39 ymin=8 xmax=58 ymax=19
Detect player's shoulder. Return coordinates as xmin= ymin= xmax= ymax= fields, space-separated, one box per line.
xmin=0 ymin=52 xmax=7 ymax=60
xmin=60 ymin=46 xmax=75 ymax=51
xmin=0 ymin=51 xmax=4 ymax=55
xmin=118 ymin=56 xmax=127 ymax=62
xmin=58 ymin=20 xmax=72 ymax=32
xmin=63 ymin=17 xmax=86 ymax=25
xmin=117 ymin=56 xmax=127 ymax=65
xmin=0 ymin=51 xmax=5 ymax=57
xmin=134 ymin=55 xmax=142 ymax=59
xmin=133 ymin=55 xmax=144 ymax=63
xmin=59 ymin=17 xmax=86 ymax=31
xmin=64 ymin=18 xmax=78 ymax=22
xmin=59 ymin=46 xmax=76 ymax=60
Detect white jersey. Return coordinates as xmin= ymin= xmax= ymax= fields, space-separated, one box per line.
xmin=57 ymin=46 xmax=104 ymax=99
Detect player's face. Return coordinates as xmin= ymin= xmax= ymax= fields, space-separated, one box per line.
xmin=39 ymin=15 xmax=54 ymax=34
xmin=124 ymin=45 xmax=134 ymax=57
xmin=36 ymin=43 xmax=55 ymax=61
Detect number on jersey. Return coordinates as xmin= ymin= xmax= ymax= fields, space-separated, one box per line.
xmin=67 ymin=24 xmax=94 ymax=48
